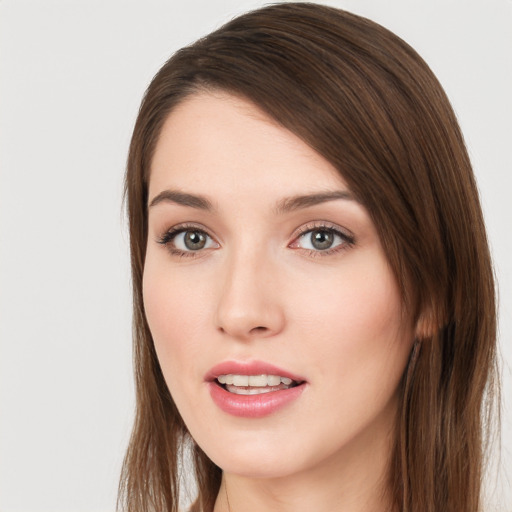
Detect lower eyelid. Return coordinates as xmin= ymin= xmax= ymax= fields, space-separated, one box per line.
xmin=303 ymin=243 xmax=351 ymax=257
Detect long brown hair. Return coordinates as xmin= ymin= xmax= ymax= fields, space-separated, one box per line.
xmin=118 ymin=3 xmax=498 ymax=511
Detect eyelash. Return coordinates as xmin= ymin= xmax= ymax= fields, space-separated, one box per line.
xmin=157 ymin=223 xmax=214 ymax=258
xmin=156 ymin=222 xmax=355 ymax=259
xmin=291 ymin=222 xmax=355 ymax=258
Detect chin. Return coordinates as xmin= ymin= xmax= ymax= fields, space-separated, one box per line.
xmin=215 ymin=454 xmax=302 ymax=480
xmin=196 ymin=431 xmax=316 ymax=479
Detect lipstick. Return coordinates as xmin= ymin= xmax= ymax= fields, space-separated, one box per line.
xmin=205 ymin=360 xmax=307 ymax=418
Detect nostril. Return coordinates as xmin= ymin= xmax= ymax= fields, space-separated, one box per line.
xmin=250 ymin=326 xmax=268 ymax=333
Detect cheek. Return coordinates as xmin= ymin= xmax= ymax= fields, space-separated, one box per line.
xmin=142 ymin=256 xmax=209 ymax=385
xmin=289 ymin=252 xmax=412 ymax=386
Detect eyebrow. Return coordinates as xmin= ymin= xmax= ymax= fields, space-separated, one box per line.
xmin=148 ymin=190 xmax=213 ymax=210
xmin=148 ymin=189 xmax=355 ymax=212
xmin=275 ymin=190 xmax=356 ymax=213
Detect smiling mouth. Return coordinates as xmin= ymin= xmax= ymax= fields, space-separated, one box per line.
xmin=215 ymin=374 xmax=302 ymax=395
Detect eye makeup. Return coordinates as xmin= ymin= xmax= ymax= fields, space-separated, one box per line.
xmin=155 ymin=219 xmax=356 ymax=260
xmin=289 ymin=221 xmax=355 ymax=258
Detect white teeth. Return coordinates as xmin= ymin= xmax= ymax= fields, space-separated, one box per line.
xmin=232 ymin=375 xmax=249 ymax=386
xmin=267 ymin=375 xmax=281 ymax=386
xmin=216 ymin=374 xmax=296 ymax=387
xmin=248 ymin=375 xmax=267 ymax=386
xmin=226 ymin=385 xmax=281 ymax=395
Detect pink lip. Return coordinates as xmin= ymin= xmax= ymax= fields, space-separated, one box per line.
xmin=205 ymin=360 xmax=307 ymax=418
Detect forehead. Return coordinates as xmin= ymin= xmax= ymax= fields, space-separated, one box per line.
xmin=149 ymin=91 xmax=347 ymax=202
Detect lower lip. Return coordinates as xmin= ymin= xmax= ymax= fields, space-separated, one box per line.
xmin=208 ymin=381 xmax=306 ymax=418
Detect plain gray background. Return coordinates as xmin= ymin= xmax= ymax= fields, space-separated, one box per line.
xmin=1 ymin=1 xmax=511 ymax=510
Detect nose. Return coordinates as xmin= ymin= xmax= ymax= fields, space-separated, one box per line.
xmin=215 ymin=249 xmax=285 ymax=340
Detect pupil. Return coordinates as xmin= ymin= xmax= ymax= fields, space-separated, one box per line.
xmin=311 ymin=230 xmax=333 ymax=250
xmin=184 ymin=231 xmax=206 ymax=250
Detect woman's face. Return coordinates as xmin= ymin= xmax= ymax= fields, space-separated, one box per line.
xmin=144 ymin=92 xmax=415 ymax=480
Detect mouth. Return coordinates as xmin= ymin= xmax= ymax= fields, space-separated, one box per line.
xmin=206 ymin=361 xmax=307 ymax=417
xmin=215 ymin=373 xmax=302 ymax=395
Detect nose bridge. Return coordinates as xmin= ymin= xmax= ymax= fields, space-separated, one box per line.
xmin=215 ymin=241 xmax=284 ymax=339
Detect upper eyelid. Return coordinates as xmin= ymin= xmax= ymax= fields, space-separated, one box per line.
xmin=292 ymin=221 xmax=354 ymax=240
xmin=158 ymin=222 xmax=214 ymax=238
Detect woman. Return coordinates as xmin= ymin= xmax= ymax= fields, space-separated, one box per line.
xmin=118 ymin=3 xmax=498 ymax=511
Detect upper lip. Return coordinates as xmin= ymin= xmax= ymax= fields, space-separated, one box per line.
xmin=205 ymin=360 xmax=306 ymax=383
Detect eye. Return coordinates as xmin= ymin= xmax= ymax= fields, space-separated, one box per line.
xmin=289 ymin=224 xmax=354 ymax=255
xmin=302 ymin=229 xmax=338 ymax=250
xmin=158 ymin=226 xmax=219 ymax=255
xmin=175 ymin=229 xmax=216 ymax=251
